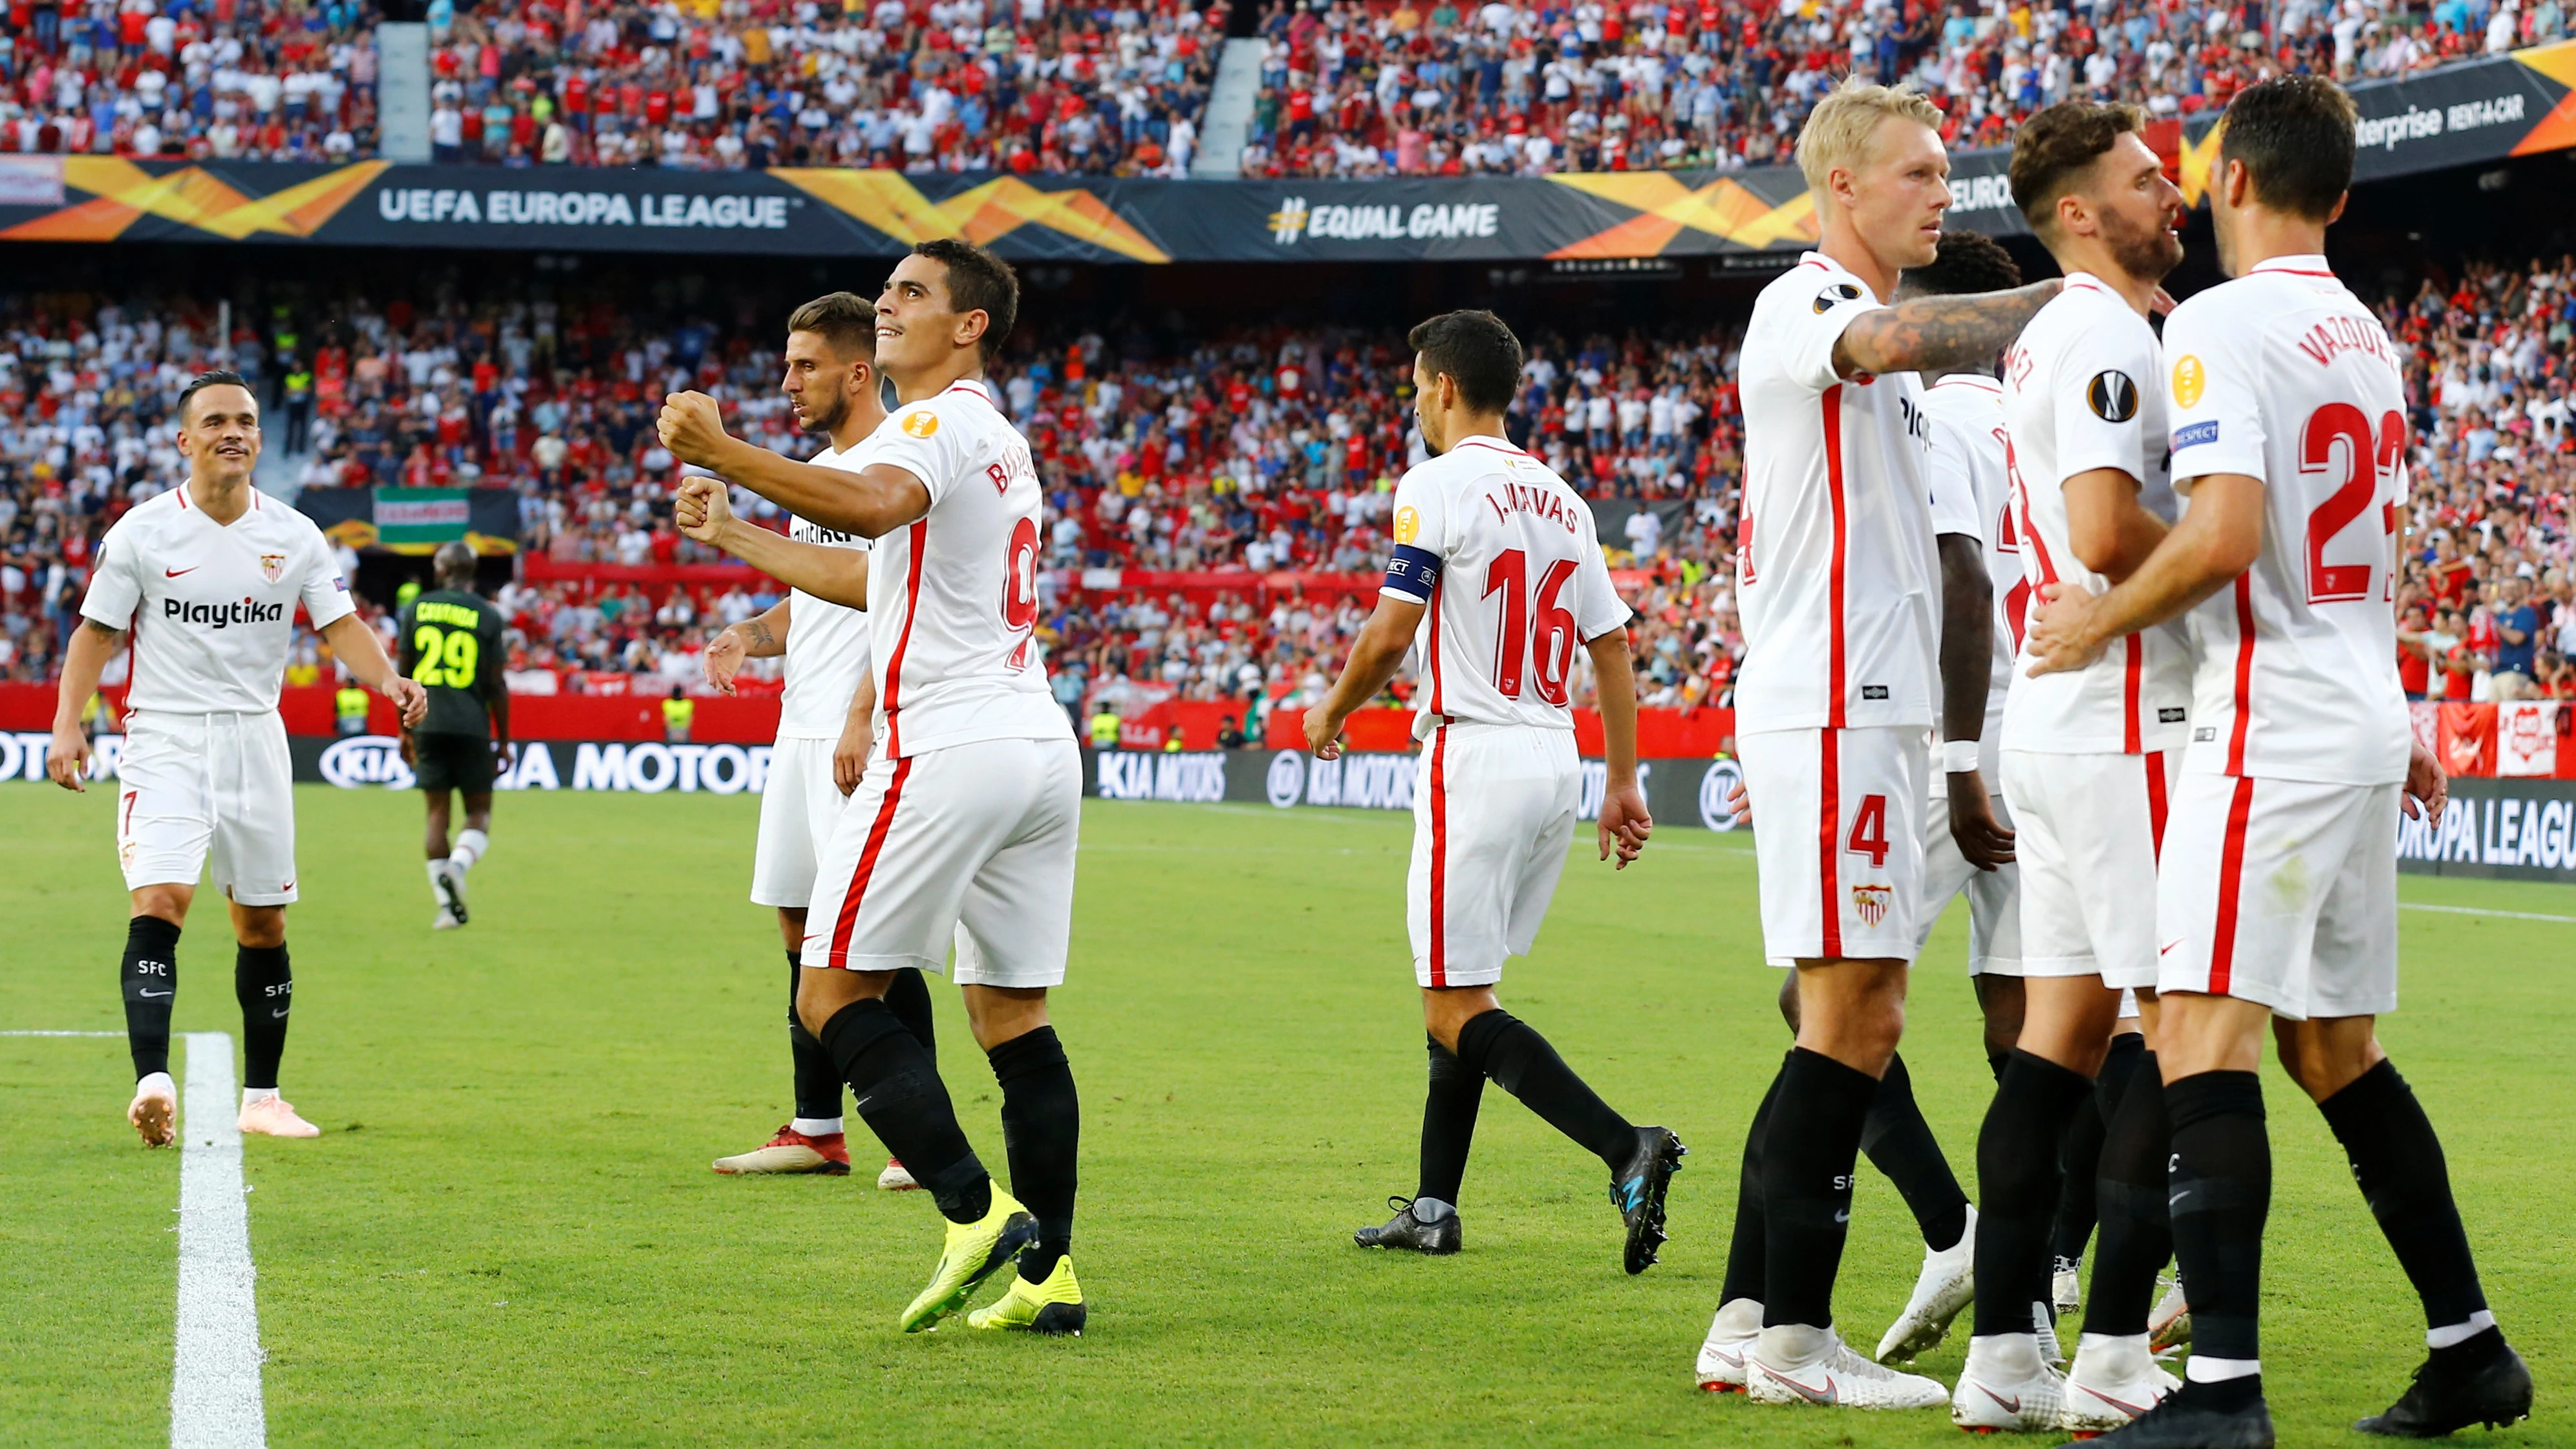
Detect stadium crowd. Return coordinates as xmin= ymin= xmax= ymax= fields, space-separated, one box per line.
xmin=5 ymin=250 xmax=2576 ymax=726
xmin=3 ymin=0 xmax=2565 ymax=175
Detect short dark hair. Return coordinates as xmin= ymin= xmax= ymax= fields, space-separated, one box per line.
xmin=1898 ymin=229 xmax=2024 ymax=297
xmin=913 ymin=239 xmax=1018 ymax=363
xmin=2219 ymin=75 xmax=2357 ymax=221
xmin=1407 ymin=310 xmax=1524 ymax=414
xmin=178 ymin=369 xmax=257 ymax=424
xmin=2010 ymin=99 xmax=2149 ymax=235
xmin=786 ymin=291 xmax=877 ymax=359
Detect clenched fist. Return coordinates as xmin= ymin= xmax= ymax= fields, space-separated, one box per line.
xmin=674 ymin=476 xmax=735 ymax=544
xmin=658 ymin=391 xmax=733 ymax=469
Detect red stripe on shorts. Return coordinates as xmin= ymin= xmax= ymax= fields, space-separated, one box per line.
xmin=880 ymin=519 xmax=928 ymax=758
xmin=825 ymin=755 xmax=914 ymax=969
xmin=2145 ymin=751 xmax=2169 ymax=861
xmin=1818 ymin=728 xmax=1843 ymax=959
xmin=1427 ymin=723 xmax=1450 ymax=987
xmin=2122 ymin=634 xmax=2143 ymax=755
xmin=2206 ymin=774 xmax=2257 ymax=996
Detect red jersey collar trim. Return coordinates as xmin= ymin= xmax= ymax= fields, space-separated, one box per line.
xmin=944 ymin=379 xmax=994 ymax=403
xmin=1931 ymin=374 xmax=2002 ymax=393
xmin=2250 ymin=255 xmax=2335 ymax=278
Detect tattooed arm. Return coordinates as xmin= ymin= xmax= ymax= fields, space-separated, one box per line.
xmin=1832 ymin=281 xmax=2061 ymax=379
xmin=704 ymin=597 xmax=790 ymax=696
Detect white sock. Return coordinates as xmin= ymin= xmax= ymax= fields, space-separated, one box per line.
xmin=136 ymin=1070 xmax=175 ymax=1098
xmin=2185 ymin=1355 xmax=2261 ymax=1384
xmin=241 ymin=1086 xmax=280 ymax=1106
xmin=2078 ymin=1331 xmax=2150 ymax=1355
xmin=450 ymin=828 xmax=488 ymax=870
xmin=791 ymin=1116 xmax=844 ymax=1137
xmin=2428 ymin=1310 xmax=2497 ymax=1349
xmin=426 ymin=860 xmax=449 ymax=901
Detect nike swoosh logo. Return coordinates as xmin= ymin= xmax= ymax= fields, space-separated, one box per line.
xmin=165 ymin=566 xmax=199 ymax=577
xmin=270 ymin=1009 xmax=290 ymax=1020
xmin=2159 ymin=939 xmax=2181 ymax=956
xmin=1710 ymin=1347 xmax=1746 ymax=1368
xmin=1981 ymin=1385 xmax=2023 ymax=1414
xmin=1833 ymin=1208 xmax=1851 ymax=1223
xmin=2078 ymin=1384 xmax=2153 ymax=1417
xmin=1763 ymin=1368 xmax=1839 ymax=1406
xmin=138 ymin=989 xmax=173 ymax=998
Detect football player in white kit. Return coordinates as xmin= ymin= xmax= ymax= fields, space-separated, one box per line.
xmin=1300 ymin=310 xmax=1683 ymax=1273
xmin=699 ymin=292 xmax=939 ymax=1190
xmin=1954 ymin=100 xmax=2198 ymax=1433
xmin=664 ymin=241 xmax=1089 ymax=1336
xmin=47 ymin=370 xmax=427 ymax=1146
xmin=2028 ymin=77 xmax=2531 ymax=1446
xmin=1708 ymin=78 xmax=2059 ymax=1412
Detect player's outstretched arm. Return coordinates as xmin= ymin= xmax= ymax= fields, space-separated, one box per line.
xmin=1832 ymin=281 xmax=2061 ymax=380
xmin=321 ymin=612 xmax=430 ymax=727
xmin=1584 ymin=630 xmax=1652 ymax=869
xmin=1936 ymin=532 xmax=2012 ymax=870
xmin=658 ymin=391 xmax=929 ymax=537
xmin=674 ymin=478 xmax=872 ymax=608
xmin=45 ymin=619 xmax=124 ymax=790
xmin=1304 ymin=594 xmax=1425 ymax=760
xmin=705 ymin=597 xmax=789 ymax=696
xmin=2026 ymin=471 xmax=2265 ymax=676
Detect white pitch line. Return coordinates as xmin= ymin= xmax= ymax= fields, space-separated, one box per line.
xmin=172 ymin=1031 xmax=266 ymax=1449
xmin=0 ymin=1029 xmax=125 ymax=1036
xmin=2401 ymin=902 xmax=2576 ymax=924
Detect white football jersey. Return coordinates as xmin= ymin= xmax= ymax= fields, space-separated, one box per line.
xmin=80 ymin=484 xmax=356 ymax=715
xmin=2162 ymin=255 xmax=2410 ymax=786
xmin=863 ymin=378 xmax=1069 ymax=759
xmin=1919 ymin=372 xmax=2017 ymax=779
xmin=1380 ymin=434 xmax=1631 ymax=739
xmin=1999 ymin=275 xmax=2191 ymax=755
xmin=1736 ymin=252 xmax=1941 ymax=733
xmin=776 ymin=438 xmax=876 ymax=742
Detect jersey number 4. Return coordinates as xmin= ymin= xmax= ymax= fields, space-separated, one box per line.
xmin=2300 ymin=403 xmax=2405 ymax=605
xmin=1483 ymin=548 xmax=1580 ymax=706
xmin=409 ymin=624 xmax=478 ymax=690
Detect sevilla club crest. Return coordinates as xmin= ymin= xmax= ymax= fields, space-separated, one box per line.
xmin=1851 ymin=885 xmax=1892 ymax=929
xmin=259 ymin=552 xmax=287 ymax=584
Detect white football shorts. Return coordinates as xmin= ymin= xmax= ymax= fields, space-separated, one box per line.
xmin=751 ymin=735 xmax=848 ymax=908
xmin=1917 ymin=790 xmax=2022 ymax=976
xmin=116 ymin=710 xmax=298 ymax=907
xmin=800 ymin=735 xmax=1080 ymax=989
xmin=2000 ymin=749 xmax=2179 ymax=988
xmin=2157 ymin=774 xmax=2400 ymax=1022
xmin=1409 ymin=722 xmax=1578 ymax=989
xmin=1739 ymin=725 xmax=1927 ymax=967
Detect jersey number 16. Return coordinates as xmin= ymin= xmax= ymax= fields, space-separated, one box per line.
xmin=1482 ymin=548 xmax=1580 ymax=706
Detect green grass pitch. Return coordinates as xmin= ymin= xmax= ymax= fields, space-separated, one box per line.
xmin=4 ymin=784 xmax=2572 ymax=1447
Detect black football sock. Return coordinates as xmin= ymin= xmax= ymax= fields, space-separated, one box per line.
xmin=2051 ymin=1034 xmax=2139 ymax=1273
xmin=1719 ymin=1053 xmax=1788 ymax=1307
xmin=819 ymin=999 xmax=988 ymax=1224
xmin=1860 ymin=1053 xmax=1968 ymax=1252
xmin=2317 ymin=1058 xmax=2492 ymax=1335
xmin=883 ymin=966 xmax=938 ymax=1065
xmin=2165 ymin=1070 xmax=2269 ymax=1402
xmin=2083 ymin=1049 xmax=2173 ymax=1336
xmin=989 ymin=1026 xmax=1078 ymax=1283
xmin=121 ymin=915 xmax=181 ymax=1080
xmin=1417 ymin=1035 xmax=1484 ymax=1208
xmin=1970 ymin=1049 xmax=2093 ymax=1336
xmin=1759 ymin=1047 xmax=1879 ymax=1329
xmin=233 ymin=943 xmax=293 ymax=1092
xmin=1453 ymin=1009 xmax=1634 ymax=1170
xmin=786 ymin=952 xmax=841 ymax=1122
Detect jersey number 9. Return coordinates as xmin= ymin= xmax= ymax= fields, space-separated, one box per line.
xmin=411 ymin=624 xmax=479 ymax=690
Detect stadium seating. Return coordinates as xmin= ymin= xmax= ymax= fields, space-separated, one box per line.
xmin=2 ymin=0 xmax=2555 ymax=173
xmin=2 ymin=253 xmax=2571 ymax=720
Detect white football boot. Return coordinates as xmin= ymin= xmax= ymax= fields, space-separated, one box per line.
xmin=2035 ymin=1302 xmax=2065 ymax=1368
xmin=1951 ymin=1332 xmax=2067 ymax=1433
xmin=1874 ymin=1202 xmax=1976 ymax=1363
xmin=1695 ymin=1297 xmax=1763 ymax=1393
xmin=2148 ymin=1274 xmax=2192 ymax=1349
xmin=2052 ymin=1257 xmax=2083 ymax=1318
xmin=2059 ymin=1332 xmax=2182 ymax=1434
xmin=1746 ymin=1323 xmax=1949 ymax=1411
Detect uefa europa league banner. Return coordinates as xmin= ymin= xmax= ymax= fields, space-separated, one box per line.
xmin=0 ymin=42 xmax=2568 ymax=263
